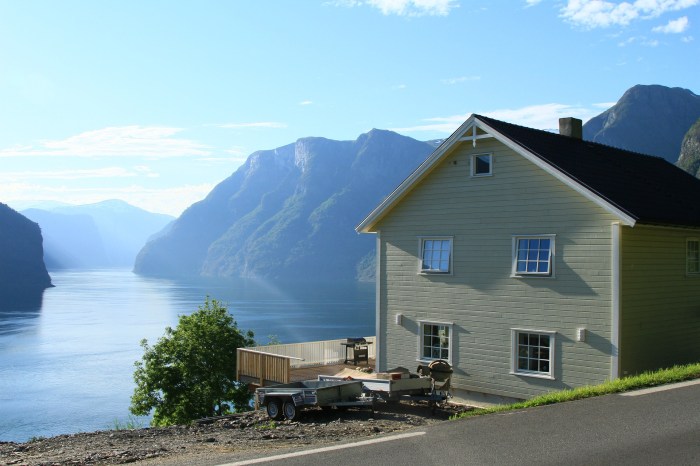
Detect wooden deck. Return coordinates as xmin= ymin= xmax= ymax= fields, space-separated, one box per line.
xmin=290 ymin=359 xmax=376 ymax=382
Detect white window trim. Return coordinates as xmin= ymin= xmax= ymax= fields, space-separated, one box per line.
xmin=470 ymin=153 xmax=493 ymax=177
xmin=686 ymin=238 xmax=700 ymax=276
xmin=418 ymin=236 xmax=454 ymax=275
xmin=511 ymin=234 xmax=556 ymax=278
xmin=510 ymin=328 xmax=556 ymax=380
xmin=417 ymin=320 xmax=454 ymax=365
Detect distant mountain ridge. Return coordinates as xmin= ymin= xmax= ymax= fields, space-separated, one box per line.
xmin=134 ymin=129 xmax=434 ymax=281
xmin=22 ymin=200 xmax=174 ymax=269
xmin=583 ymin=84 xmax=700 ymax=164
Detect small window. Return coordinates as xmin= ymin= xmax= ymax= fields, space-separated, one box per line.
xmin=471 ymin=153 xmax=492 ymax=176
xmin=419 ymin=321 xmax=452 ymax=363
xmin=511 ymin=329 xmax=555 ymax=379
xmin=687 ymin=239 xmax=699 ymax=274
xmin=420 ymin=237 xmax=452 ymax=274
xmin=512 ymin=235 xmax=555 ymax=277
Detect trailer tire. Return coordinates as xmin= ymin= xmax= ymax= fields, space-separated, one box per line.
xmin=266 ymin=399 xmax=283 ymax=420
xmin=283 ymin=399 xmax=299 ymax=421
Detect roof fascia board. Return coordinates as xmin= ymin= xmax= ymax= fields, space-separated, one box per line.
xmin=476 ymin=119 xmax=637 ymax=227
xmin=356 ymin=115 xmax=479 ymax=233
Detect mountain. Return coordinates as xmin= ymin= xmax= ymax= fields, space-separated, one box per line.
xmin=583 ymin=84 xmax=700 ymax=164
xmin=677 ymin=118 xmax=700 ymax=178
xmin=22 ymin=200 xmax=174 ymax=269
xmin=0 ymin=203 xmax=52 ymax=299
xmin=134 ymin=129 xmax=434 ymax=281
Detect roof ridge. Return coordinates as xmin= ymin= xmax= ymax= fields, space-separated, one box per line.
xmin=474 ymin=113 xmax=668 ymax=162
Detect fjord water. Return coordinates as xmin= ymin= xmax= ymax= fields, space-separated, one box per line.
xmin=0 ymin=269 xmax=374 ymax=442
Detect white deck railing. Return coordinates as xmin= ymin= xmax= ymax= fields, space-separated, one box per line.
xmin=254 ymin=336 xmax=376 ymax=368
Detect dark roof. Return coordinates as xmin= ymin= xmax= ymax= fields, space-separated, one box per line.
xmin=475 ymin=114 xmax=700 ymax=228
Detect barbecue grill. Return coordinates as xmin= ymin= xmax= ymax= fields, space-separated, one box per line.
xmin=342 ymin=337 xmax=371 ymax=365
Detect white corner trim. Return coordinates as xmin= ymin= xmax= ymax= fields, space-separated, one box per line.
xmin=375 ymin=231 xmax=382 ymax=371
xmin=611 ymin=222 xmax=620 ymax=380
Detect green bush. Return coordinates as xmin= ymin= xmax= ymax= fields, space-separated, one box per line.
xmin=130 ymin=297 xmax=255 ymax=426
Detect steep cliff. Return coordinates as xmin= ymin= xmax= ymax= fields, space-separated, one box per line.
xmin=583 ymin=84 xmax=700 ymax=163
xmin=134 ymin=129 xmax=434 ymax=281
xmin=0 ymin=203 xmax=52 ymax=298
xmin=677 ymin=118 xmax=700 ymax=178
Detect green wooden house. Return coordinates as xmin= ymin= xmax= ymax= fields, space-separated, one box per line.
xmin=357 ymin=114 xmax=700 ymax=405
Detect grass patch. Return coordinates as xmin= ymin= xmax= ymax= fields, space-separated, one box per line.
xmin=255 ymin=420 xmax=278 ymax=430
xmin=450 ymin=362 xmax=700 ymax=421
xmin=112 ymin=414 xmax=147 ymax=430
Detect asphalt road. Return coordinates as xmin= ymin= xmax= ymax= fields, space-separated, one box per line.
xmin=222 ymin=380 xmax=700 ymax=466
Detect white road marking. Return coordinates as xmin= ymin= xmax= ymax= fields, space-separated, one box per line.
xmin=620 ymin=378 xmax=700 ymax=397
xmin=217 ymin=431 xmax=426 ymax=465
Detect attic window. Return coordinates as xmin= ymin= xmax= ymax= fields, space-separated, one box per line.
xmin=471 ymin=153 xmax=492 ymax=177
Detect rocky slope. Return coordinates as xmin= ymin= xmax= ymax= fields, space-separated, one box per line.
xmin=583 ymin=84 xmax=700 ymax=164
xmin=0 ymin=402 xmax=465 ymax=466
xmin=676 ymin=117 xmax=700 ymax=178
xmin=134 ymin=130 xmax=433 ymax=282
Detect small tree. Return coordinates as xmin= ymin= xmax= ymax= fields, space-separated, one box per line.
xmin=130 ymin=297 xmax=255 ymax=426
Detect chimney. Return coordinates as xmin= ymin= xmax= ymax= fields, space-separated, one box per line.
xmin=559 ymin=117 xmax=582 ymax=139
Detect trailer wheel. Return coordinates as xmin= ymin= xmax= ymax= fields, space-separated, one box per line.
xmin=283 ymin=399 xmax=300 ymax=421
xmin=266 ymin=399 xmax=283 ymax=420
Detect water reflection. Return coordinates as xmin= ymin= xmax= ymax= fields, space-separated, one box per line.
xmin=0 ymin=290 xmax=44 ymax=336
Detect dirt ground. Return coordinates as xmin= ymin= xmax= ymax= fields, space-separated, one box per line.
xmin=0 ymin=401 xmax=470 ymax=466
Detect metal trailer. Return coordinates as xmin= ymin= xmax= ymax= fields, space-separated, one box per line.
xmin=255 ymin=379 xmax=375 ymax=421
xmin=318 ymin=374 xmax=447 ymax=406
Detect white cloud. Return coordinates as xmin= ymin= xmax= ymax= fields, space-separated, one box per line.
xmin=218 ymin=122 xmax=287 ymax=129
xmin=299 ymin=100 xmax=314 ymax=106
xmin=391 ymin=102 xmax=607 ymax=134
xmin=560 ymin=0 xmax=698 ymax=29
xmin=525 ymin=0 xmax=544 ymax=6
xmin=332 ymin=0 xmax=459 ymax=16
xmin=682 ymin=34 xmax=695 ymax=40
xmin=0 ymin=167 xmax=139 ymax=181
xmin=441 ymin=75 xmax=481 ymax=85
xmin=0 ymin=126 xmax=209 ymax=158
xmin=652 ymin=15 xmax=690 ymax=32
xmin=618 ymin=35 xmax=660 ymax=45
xmin=593 ymin=101 xmax=618 ymax=108
xmin=370 ymin=0 xmax=458 ymax=16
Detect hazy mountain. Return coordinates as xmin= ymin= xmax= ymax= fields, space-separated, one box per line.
xmin=677 ymin=117 xmax=700 ymax=178
xmin=134 ymin=129 xmax=434 ymax=281
xmin=23 ymin=200 xmax=174 ymax=269
xmin=0 ymin=203 xmax=52 ymax=300
xmin=583 ymin=84 xmax=700 ymax=164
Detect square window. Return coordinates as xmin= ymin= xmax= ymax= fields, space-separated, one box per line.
xmin=471 ymin=154 xmax=492 ymax=176
xmin=419 ymin=322 xmax=452 ymax=364
xmin=512 ymin=235 xmax=554 ymax=276
xmin=420 ymin=237 xmax=452 ymax=273
xmin=512 ymin=330 xmax=555 ymax=378
xmin=687 ymin=239 xmax=699 ymax=275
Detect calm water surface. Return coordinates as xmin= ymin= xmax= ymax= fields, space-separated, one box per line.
xmin=0 ymin=269 xmax=374 ymax=442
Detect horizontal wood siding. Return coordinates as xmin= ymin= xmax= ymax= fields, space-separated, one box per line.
xmin=376 ymin=138 xmax=617 ymax=400
xmin=619 ymin=226 xmax=700 ymax=375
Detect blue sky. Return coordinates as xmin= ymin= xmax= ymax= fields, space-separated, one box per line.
xmin=1 ymin=0 xmax=698 ymax=216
